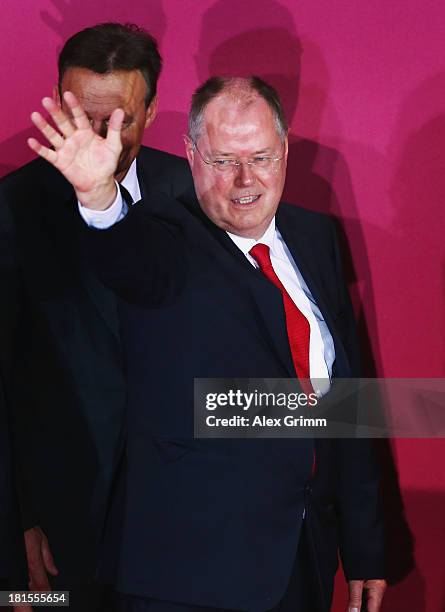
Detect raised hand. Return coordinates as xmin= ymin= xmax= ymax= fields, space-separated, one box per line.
xmin=28 ymin=92 xmax=124 ymax=210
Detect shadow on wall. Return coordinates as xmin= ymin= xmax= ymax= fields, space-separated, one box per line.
xmin=193 ymin=0 xmax=383 ymax=379
xmin=381 ymin=78 xmax=445 ymax=610
xmin=0 ymin=0 xmax=167 ymax=179
xmin=323 ymin=73 xmax=445 ymax=611
xmin=382 ymin=489 xmax=445 ymax=611
xmin=333 ymin=489 xmax=445 ymax=611
xmin=388 ymin=73 xmax=445 ymax=376
xmin=38 ymin=0 xmax=167 ymax=53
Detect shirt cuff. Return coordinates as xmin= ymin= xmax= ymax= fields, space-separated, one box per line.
xmin=77 ymin=182 xmax=128 ymax=229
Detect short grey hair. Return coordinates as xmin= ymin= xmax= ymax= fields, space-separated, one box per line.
xmin=188 ymin=76 xmax=288 ymax=143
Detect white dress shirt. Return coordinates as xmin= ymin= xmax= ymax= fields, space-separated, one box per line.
xmin=227 ymin=220 xmax=334 ymax=395
xmin=79 ymin=180 xmax=335 ymax=393
xmin=78 ymin=158 xmax=140 ymax=227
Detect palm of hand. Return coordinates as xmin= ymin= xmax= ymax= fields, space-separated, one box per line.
xmin=28 ymin=92 xmax=124 ymax=203
xmin=54 ymin=127 xmax=119 ymax=193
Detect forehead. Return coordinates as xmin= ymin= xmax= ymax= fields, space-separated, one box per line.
xmin=60 ymin=67 xmax=147 ymax=114
xmin=201 ymin=94 xmax=279 ymax=149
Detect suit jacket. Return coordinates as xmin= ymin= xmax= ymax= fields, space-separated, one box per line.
xmin=85 ymin=188 xmax=386 ymax=611
xmin=0 ymin=377 xmax=27 ymax=586
xmin=0 ymin=146 xmax=192 ymax=585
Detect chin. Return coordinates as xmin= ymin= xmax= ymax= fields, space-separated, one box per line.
xmin=229 ymin=225 xmax=261 ymax=239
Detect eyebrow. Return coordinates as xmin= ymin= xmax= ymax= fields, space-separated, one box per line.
xmin=211 ymin=148 xmax=273 ymax=157
xmin=82 ymin=112 xmax=133 ymax=122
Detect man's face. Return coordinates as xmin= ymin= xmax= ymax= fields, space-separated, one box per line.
xmin=58 ymin=67 xmax=157 ymax=181
xmin=185 ymin=95 xmax=288 ymax=240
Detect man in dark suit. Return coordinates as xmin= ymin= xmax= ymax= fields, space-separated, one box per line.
xmin=28 ymin=77 xmax=386 ymax=611
xmin=0 ymin=22 xmax=191 ymax=610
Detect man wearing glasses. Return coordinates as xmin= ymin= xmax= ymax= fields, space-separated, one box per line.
xmin=29 ymin=76 xmax=386 ymax=612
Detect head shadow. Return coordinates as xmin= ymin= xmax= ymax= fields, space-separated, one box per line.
xmin=193 ymin=0 xmax=379 ymax=375
xmin=40 ymin=0 xmax=167 ymax=50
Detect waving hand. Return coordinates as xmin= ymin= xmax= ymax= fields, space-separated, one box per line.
xmin=28 ymin=92 xmax=124 ymax=209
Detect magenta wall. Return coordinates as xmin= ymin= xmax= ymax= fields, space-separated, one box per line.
xmin=1 ymin=1 xmax=444 ymax=609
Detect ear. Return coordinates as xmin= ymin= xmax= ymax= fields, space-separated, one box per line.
xmin=282 ymin=133 xmax=289 ymax=169
xmin=144 ymin=95 xmax=158 ymax=129
xmin=52 ymin=84 xmax=61 ymax=107
xmin=284 ymin=133 xmax=289 ymax=159
xmin=183 ymin=135 xmax=195 ymax=167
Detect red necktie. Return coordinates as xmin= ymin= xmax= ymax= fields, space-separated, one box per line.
xmin=250 ymin=243 xmax=313 ymax=393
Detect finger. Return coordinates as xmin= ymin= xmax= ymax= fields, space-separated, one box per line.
xmin=41 ymin=96 xmax=75 ymax=138
xmin=41 ymin=533 xmax=59 ymax=576
xmin=106 ymin=108 xmax=125 ymax=151
xmin=364 ymin=580 xmax=386 ymax=612
xmin=27 ymin=551 xmax=51 ymax=591
xmin=27 ymin=564 xmax=51 ymax=590
xmin=27 ymin=137 xmax=58 ymax=165
xmin=63 ymin=90 xmax=91 ymax=130
xmin=30 ymin=111 xmax=64 ymax=150
xmin=348 ymin=579 xmax=364 ymax=612
xmin=23 ymin=528 xmax=51 ymax=591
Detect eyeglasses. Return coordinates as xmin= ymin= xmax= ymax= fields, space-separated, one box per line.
xmin=193 ymin=142 xmax=285 ymax=174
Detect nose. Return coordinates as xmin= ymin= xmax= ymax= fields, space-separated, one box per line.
xmin=234 ymin=161 xmax=255 ymax=186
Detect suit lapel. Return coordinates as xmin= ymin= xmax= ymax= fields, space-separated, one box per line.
xmin=243 ymin=269 xmax=297 ymax=377
xmin=136 ymin=156 xmax=149 ymax=200
xmin=277 ymin=209 xmax=333 ymax=323
xmin=276 ymin=205 xmax=351 ymax=375
xmin=176 ymin=191 xmax=296 ymax=377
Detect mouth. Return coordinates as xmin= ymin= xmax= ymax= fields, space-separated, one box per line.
xmin=230 ymin=194 xmax=261 ymax=206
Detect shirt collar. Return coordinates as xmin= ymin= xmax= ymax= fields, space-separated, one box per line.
xmin=120 ymin=158 xmax=141 ymax=204
xmin=227 ymin=217 xmax=277 ymax=256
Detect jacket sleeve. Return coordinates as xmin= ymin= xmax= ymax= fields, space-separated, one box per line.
xmin=329 ymin=220 xmax=387 ymax=579
xmin=0 ymin=183 xmax=40 ymax=533
xmin=81 ymin=189 xmax=187 ymax=307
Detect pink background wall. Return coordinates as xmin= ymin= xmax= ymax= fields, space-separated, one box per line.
xmin=1 ymin=1 xmax=444 ymax=609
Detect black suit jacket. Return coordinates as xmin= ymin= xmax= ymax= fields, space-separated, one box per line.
xmin=0 ymin=377 xmax=22 ymax=582
xmin=0 ymin=147 xmax=192 ymax=585
xmin=85 ymin=189 xmax=386 ymax=611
